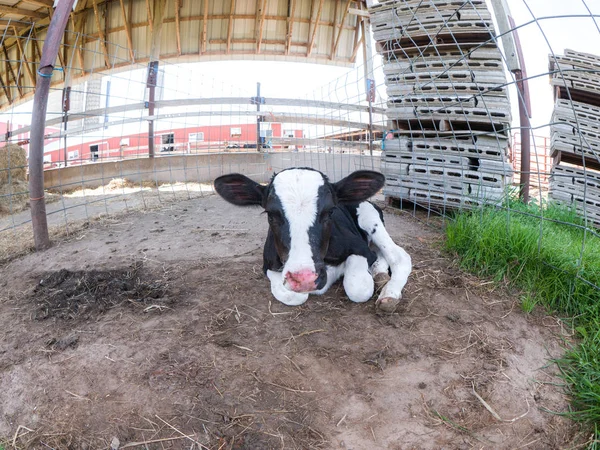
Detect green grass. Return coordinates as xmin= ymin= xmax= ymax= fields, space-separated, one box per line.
xmin=445 ymin=199 xmax=600 ymax=445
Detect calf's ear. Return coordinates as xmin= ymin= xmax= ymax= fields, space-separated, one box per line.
xmin=214 ymin=173 xmax=266 ymax=206
xmin=333 ymin=170 xmax=385 ymax=203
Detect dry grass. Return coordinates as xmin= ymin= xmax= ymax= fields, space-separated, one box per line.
xmin=0 ymin=145 xmax=28 ymax=215
xmin=0 ymin=144 xmax=26 ymax=184
xmin=0 ymin=179 xmax=29 ymax=215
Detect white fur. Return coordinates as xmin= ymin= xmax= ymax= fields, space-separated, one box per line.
xmin=343 ymin=255 xmax=375 ymax=303
xmin=273 ymin=169 xmax=324 ymax=278
xmin=356 ymin=202 xmax=412 ymax=302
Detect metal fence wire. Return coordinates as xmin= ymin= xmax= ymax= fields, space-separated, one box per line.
xmin=0 ymin=1 xmax=599 ymax=292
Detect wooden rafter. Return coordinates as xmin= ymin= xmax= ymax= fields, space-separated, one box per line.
xmin=350 ymin=17 xmax=363 ymax=62
xmin=174 ymin=0 xmax=182 ymax=55
xmin=149 ymin=0 xmax=167 ymax=60
xmin=285 ymin=0 xmax=295 ymax=55
xmin=91 ymin=0 xmax=111 ymax=67
xmin=0 ymin=5 xmax=46 ymax=19
xmin=330 ymin=0 xmax=339 ymax=56
xmin=20 ymin=0 xmax=53 ymax=7
xmin=306 ymin=0 xmax=324 ymax=57
xmin=12 ymin=26 xmax=35 ymax=88
xmin=227 ymin=0 xmax=236 ymax=54
xmin=256 ymin=0 xmax=268 ymax=53
xmin=332 ymin=0 xmax=352 ymax=59
xmin=0 ymin=68 xmax=12 ymax=104
xmin=2 ymin=45 xmax=22 ymax=98
xmin=119 ymin=0 xmax=135 ymax=61
xmin=71 ymin=12 xmax=86 ymax=73
xmin=201 ymin=0 xmax=209 ymax=53
xmin=145 ymin=0 xmax=153 ymax=32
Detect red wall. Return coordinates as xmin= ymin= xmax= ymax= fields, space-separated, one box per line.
xmin=42 ymin=122 xmax=300 ymax=167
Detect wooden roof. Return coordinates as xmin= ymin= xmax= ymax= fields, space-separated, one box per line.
xmin=0 ymin=0 xmax=370 ymax=111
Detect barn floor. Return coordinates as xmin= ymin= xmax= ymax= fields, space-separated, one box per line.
xmin=0 ymin=194 xmax=581 ymax=449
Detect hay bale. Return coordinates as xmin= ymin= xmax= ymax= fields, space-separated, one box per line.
xmin=0 ymin=144 xmax=27 ymax=185
xmin=106 ymin=178 xmax=136 ymax=191
xmin=0 ymin=179 xmax=29 ymax=215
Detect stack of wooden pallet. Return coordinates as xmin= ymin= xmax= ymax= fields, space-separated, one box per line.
xmin=369 ymin=0 xmax=513 ymax=208
xmin=549 ymin=49 xmax=600 ymax=226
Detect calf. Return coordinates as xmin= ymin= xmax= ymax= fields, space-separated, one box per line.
xmin=214 ymin=168 xmax=412 ymax=311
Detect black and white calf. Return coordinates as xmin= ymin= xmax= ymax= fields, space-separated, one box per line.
xmin=214 ymin=168 xmax=411 ymax=311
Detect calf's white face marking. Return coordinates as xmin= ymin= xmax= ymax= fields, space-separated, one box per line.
xmin=272 ymin=169 xmax=324 ymax=290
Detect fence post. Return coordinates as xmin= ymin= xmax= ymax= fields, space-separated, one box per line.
xmin=491 ymin=0 xmax=532 ymax=203
xmin=28 ymin=0 xmax=76 ymax=250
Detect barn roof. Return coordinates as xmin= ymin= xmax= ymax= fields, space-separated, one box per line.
xmin=0 ymin=0 xmax=370 ymax=111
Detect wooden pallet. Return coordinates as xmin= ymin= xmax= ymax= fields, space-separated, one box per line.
xmin=383 ymin=136 xmax=508 ymax=160
xmin=383 ymin=57 xmax=503 ymax=76
xmin=383 ymin=150 xmax=510 ymax=173
xmin=551 ymin=150 xmax=600 ymax=173
xmin=387 ymin=103 xmax=511 ymax=126
xmin=386 ymin=68 xmax=507 ymax=86
xmin=371 ymin=9 xmax=492 ymax=30
xmin=388 ymin=118 xmax=511 ymax=137
xmin=369 ymin=0 xmax=488 ymax=16
xmin=387 ymin=81 xmax=507 ymax=98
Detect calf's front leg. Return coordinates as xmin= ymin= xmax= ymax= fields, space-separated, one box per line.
xmin=356 ymin=202 xmax=412 ymax=312
xmin=343 ymin=255 xmax=375 ymax=303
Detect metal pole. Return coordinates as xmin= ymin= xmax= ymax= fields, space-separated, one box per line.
xmin=515 ymin=69 xmax=531 ymax=204
xmin=62 ymin=86 xmax=70 ymax=166
xmin=367 ymin=81 xmax=374 ymax=157
xmin=256 ymin=82 xmax=262 ymax=152
xmin=28 ymin=0 xmax=76 ymax=250
xmin=491 ymin=0 xmax=532 ymax=203
xmin=147 ymin=61 xmax=158 ymax=158
xmin=361 ymin=14 xmax=375 ymax=161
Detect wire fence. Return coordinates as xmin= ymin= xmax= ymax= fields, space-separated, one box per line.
xmin=0 ymin=0 xmax=599 ymax=287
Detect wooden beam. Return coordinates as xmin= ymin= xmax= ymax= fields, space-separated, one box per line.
xmin=350 ymin=18 xmax=363 ymax=62
xmin=20 ymin=0 xmax=54 ymax=7
xmin=285 ymin=0 xmax=295 ymax=55
xmin=174 ymin=0 xmax=182 ymax=55
xmin=307 ymin=0 xmax=324 ymax=57
xmin=256 ymin=0 xmax=268 ymax=53
xmin=330 ymin=0 xmax=339 ymax=56
xmin=13 ymin=27 xmax=35 ymax=89
xmin=0 ymin=69 xmax=12 ymax=104
xmin=0 ymin=5 xmax=47 ymax=19
xmin=91 ymin=0 xmax=112 ymax=67
xmin=71 ymin=12 xmax=86 ymax=73
xmin=332 ymin=0 xmax=352 ymax=59
xmin=145 ymin=0 xmax=153 ymax=32
xmin=227 ymin=0 xmax=236 ymax=54
xmin=2 ymin=45 xmax=23 ymax=98
xmin=348 ymin=7 xmax=369 ymax=17
xmin=201 ymin=0 xmax=209 ymax=53
xmin=119 ymin=0 xmax=135 ymax=61
xmin=150 ymin=0 xmax=167 ymax=60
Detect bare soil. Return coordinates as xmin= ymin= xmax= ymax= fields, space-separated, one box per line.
xmin=0 ymin=194 xmax=582 ymax=449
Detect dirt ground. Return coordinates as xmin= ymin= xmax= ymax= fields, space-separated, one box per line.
xmin=0 ymin=193 xmax=582 ymax=449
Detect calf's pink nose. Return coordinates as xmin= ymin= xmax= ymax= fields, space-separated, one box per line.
xmin=285 ymin=270 xmax=318 ymax=292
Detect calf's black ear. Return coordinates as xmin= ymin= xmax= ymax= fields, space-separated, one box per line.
xmin=214 ymin=173 xmax=266 ymax=206
xmin=333 ymin=170 xmax=385 ymax=203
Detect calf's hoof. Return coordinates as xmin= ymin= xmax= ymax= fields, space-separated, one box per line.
xmin=376 ymin=296 xmax=402 ymax=313
xmin=373 ymin=272 xmax=391 ymax=291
